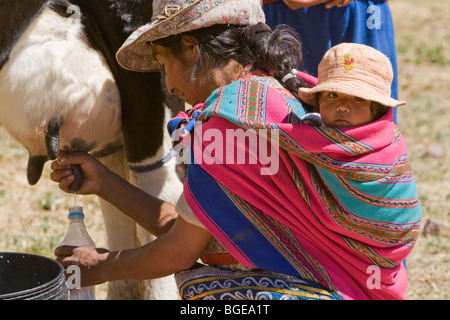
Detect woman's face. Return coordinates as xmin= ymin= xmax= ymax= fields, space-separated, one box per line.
xmin=152 ymin=39 xmax=215 ymax=106
xmin=318 ymin=91 xmax=373 ymax=128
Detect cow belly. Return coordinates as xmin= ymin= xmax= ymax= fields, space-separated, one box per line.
xmin=0 ymin=7 xmax=121 ymax=156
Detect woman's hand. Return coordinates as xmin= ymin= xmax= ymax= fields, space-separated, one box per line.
xmin=282 ymin=0 xmax=353 ymax=10
xmin=50 ymin=150 xmax=110 ymax=196
xmin=55 ymin=246 xmax=112 ymax=287
xmin=54 ymin=217 xmax=212 ymax=286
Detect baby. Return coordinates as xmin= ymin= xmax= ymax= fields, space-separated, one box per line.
xmin=298 ymin=43 xmax=405 ymax=127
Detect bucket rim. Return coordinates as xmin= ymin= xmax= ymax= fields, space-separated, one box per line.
xmin=0 ymin=252 xmax=66 ymax=300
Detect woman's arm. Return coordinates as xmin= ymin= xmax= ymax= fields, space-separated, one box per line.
xmin=97 ymin=166 xmax=177 ymax=237
xmin=55 ymin=216 xmax=212 ymax=286
xmin=50 ymin=151 xmax=177 ymax=237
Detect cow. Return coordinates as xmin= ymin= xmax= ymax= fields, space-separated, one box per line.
xmin=0 ymin=0 xmax=185 ymax=300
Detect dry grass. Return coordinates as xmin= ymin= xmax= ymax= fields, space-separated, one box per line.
xmin=0 ymin=0 xmax=448 ymax=300
xmin=390 ymin=0 xmax=450 ymax=300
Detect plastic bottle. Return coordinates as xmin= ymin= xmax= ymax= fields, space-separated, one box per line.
xmin=60 ymin=206 xmax=96 ymax=300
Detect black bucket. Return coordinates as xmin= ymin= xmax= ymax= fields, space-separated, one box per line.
xmin=0 ymin=252 xmax=69 ymax=300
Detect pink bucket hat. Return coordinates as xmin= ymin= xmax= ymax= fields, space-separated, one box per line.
xmin=298 ymin=43 xmax=405 ymax=108
xmin=116 ymin=0 xmax=265 ymax=72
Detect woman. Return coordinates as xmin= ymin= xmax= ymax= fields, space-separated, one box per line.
xmin=52 ymin=0 xmax=421 ymax=300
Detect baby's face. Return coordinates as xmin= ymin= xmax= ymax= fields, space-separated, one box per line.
xmin=318 ymin=91 xmax=373 ymax=128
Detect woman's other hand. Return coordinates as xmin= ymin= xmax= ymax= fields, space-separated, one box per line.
xmin=55 ymin=217 xmax=213 ymax=286
xmin=55 ymin=245 xmax=111 ymax=287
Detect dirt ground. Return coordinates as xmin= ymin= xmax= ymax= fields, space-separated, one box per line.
xmin=0 ymin=0 xmax=448 ymax=300
xmin=389 ymin=0 xmax=450 ymax=299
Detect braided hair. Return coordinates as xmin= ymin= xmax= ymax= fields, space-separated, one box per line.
xmin=154 ymin=22 xmax=315 ymax=112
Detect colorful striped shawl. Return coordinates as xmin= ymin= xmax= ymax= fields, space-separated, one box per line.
xmin=181 ymin=71 xmax=422 ymax=300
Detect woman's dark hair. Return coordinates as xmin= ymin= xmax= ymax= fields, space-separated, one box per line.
xmin=153 ymin=22 xmax=314 ymax=111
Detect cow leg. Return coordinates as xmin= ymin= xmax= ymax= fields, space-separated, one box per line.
xmin=94 ymin=139 xmax=141 ymax=300
xmin=135 ymin=227 xmax=180 ymax=300
xmin=129 ymin=107 xmax=184 ymax=300
xmin=96 ymin=127 xmax=182 ymax=300
xmin=99 ymin=199 xmax=141 ymax=300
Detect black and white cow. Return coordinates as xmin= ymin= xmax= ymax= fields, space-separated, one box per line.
xmin=0 ymin=0 xmax=185 ymax=299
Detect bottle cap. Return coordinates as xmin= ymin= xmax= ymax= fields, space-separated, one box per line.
xmin=69 ymin=206 xmax=84 ymax=217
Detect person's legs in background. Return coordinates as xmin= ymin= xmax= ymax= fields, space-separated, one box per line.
xmin=263 ymin=0 xmax=399 ymax=123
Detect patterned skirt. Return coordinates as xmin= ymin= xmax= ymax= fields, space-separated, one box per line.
xmin=175 ymin=264 xmax=341 ymax=300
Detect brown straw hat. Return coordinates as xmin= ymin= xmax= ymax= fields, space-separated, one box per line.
xmin=298 ymin=43 xmax=405 ymax=108
xmin=116 ymin=0 xmax=265 ymax=72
